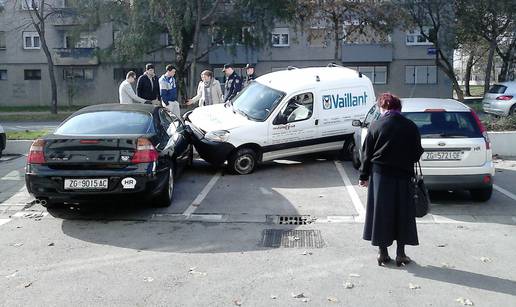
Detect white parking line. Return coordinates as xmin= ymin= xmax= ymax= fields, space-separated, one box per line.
xmin=494 ymin=184 xmax=516 ymax=202
xmin=0 ymin=219 xmax=11 ymax=226
xmin=334 ymin=161 xmax=365 ymax=218
xmin=1 ymin=170 xmax=22 ymax=181
xmin=182 ymin=172 xmax=221 ymax=216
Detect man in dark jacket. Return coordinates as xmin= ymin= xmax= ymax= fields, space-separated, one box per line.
xmin=222 ymin=64 xmax=243 ymax=103
xmin=137 ymin=63 xmax=160 ymax=104
xmin=244 ymin=63 xmax=257 ymax=87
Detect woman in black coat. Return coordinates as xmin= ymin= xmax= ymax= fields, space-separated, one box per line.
xmin=359 ymin=93 xmax=424 ymax=267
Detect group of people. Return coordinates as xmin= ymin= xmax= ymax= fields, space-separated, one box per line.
xmin=118 ymin=62 xmax=258 ymax=117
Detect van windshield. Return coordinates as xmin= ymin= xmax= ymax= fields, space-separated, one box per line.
xmin=231 ymin=82 xmax=285 ymax=121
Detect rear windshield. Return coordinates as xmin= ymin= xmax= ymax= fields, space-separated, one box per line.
xmin=488 ymin=85 xmax=507 ymax=94
xmin=55 ymin=111 xmax=154 ymax=135
xmin=403 ymin=112 xmax=482 ymax=138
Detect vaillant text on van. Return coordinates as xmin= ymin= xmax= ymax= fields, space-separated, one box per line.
xmin=322 ymin=92 xmax=369 ymax=110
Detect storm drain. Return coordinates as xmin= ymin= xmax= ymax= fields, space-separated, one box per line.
xmin=267 ymin=215 xmax=317 ymax=225
xmin=260 ymin=229 xmax=325 ymax=248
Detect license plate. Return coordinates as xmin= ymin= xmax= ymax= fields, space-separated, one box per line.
xmin=423 ymin=151 xmax=463 ymax=161
xmin=64 ymin=178 xmax=108 ymax=190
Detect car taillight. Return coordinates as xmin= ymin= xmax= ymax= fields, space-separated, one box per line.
xmin=131 ymin=138 xmax=159 ymax=163
xmin=27 ymin=139 xmax=46 ymax=164
xmin=496 ymin=95 xmax=513 ymax=100
xmin=470 ymin=110 xmax=490 ymax=150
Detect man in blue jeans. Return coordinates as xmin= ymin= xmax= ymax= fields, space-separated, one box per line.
xmin=159 ymin=64 xmax=179 ymax=117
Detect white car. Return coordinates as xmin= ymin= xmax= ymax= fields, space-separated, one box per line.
xmin=353 ymin=98 xmax=495 ymax=201
xmin=483 ymin=81 xmax=516 ymax=116
xmin=0 ymin=123 xmax=5 ymax=158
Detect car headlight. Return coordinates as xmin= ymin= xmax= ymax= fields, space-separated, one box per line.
xmin=205 ymin=130 xmax=230 ymax=142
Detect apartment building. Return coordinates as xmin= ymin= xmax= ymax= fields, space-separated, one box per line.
xmin=0 ymin=0 xmax=453 ymax=107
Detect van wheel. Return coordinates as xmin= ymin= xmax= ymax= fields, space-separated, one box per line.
xmin=154 ymin=166 xmax=174 ymax=207
xmin=470 ymin=186 xmax=492 ymax=202
xmin=228 ymin=148 xmax=257 ymax=175
xmin=352 ymin=143 xmax=361 ymax=170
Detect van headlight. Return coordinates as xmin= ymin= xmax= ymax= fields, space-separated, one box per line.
xmin=205 ymin=130 xmax=230 ymax=142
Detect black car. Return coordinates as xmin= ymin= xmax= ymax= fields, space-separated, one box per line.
xmin=25 ymin=104 xmax=193 ymax=208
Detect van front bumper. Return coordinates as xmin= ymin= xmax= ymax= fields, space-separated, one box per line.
xmin=186 ymin=122 xmax=235 ymax=165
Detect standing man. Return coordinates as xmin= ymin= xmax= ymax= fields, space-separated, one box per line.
xmin=244 ymin=63 xmax=257 ymax=87
xmin=136 ymin=63 xmax=160 ymax=104
xmin=223 ymin=64 xmax=243 ymax=104
xmin=118 ymin=71 xmax=149 ymax=104
xmin=159 ymin=64 xmax=180 ymax=117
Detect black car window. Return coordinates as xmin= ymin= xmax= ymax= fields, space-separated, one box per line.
xmin=55 ymin=111 xmax=154 ymax=135
xmin=403 ymin=112 xmax=482 ymax=138
xmin=488 ymin=85 xmax=507 ymax=94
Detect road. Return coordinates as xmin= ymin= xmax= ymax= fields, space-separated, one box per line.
xmin=0 ymin=154 xmax=515 ymax=306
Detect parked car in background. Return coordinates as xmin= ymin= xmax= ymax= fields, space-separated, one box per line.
xmin=0 ymin=123 xmax=5 ymax=158
xmin=483 ymin=81 xmax=516 ymax=116
xmin=25 ymin=104 xmax=193 ymax=208
xmin=353 ymin=98 xmax=495 ymax=201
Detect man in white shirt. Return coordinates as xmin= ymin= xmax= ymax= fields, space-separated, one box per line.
xmin=119 ymin=71 xmax=149 ymax=104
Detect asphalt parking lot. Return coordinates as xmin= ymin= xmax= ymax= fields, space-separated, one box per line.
xmin=1 ymin=153 xmax=516 ymax=306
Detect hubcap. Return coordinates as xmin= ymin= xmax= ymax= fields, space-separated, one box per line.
xmin=236 ymin=154 xmax=254 ymax=174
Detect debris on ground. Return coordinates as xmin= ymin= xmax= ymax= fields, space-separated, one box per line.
xmin=10 ymin=243 xmax=23 ymax=247
xmin=188 ymin=267 xmax=207 ymax=276
xmin=301 ymin=251 xmax=313 ymax=256
xmin=409 ymin=283 xmax=421 ymax=290
xmin=48 ymin=243 xmax=55 ymax=247
xmin=24 ymin=282 xmax=33 ymax=288
xmin=441 ymin=262 xmax=455 ymax=269
xmin=349 ymin=273 xmax=360 ymax=278
xmin=233 ymin=299 xmax=242 ymax=306
xmin=437 ymin=243 xmax=448 ymax=247
xmin=270 ymin=295 xmax=277 ymax=299
xmin=5 ymin=271 xmax=18 ymax=278
xmin=480 ymin=257 xmax=492 ymax=263
xmin=288 ymin=236 xmax=300 ymax=242
xmin=291 ymin=292 xmax=307 ymax=299
xmin=344 ymin=282 xmax=354 ymax=289
xmin=327 ymin=297 xmax=339 ymax=303
xmin=456 ymin=297 xmax=474 ymax=305
xmin=143 ymin=277 xmax=154 ymax=282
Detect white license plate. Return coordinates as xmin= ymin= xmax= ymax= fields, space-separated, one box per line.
xmin=64 ymin=178 xmax=108 ymax=190
xmin=423 ymin=151 xmax=463 ymax=161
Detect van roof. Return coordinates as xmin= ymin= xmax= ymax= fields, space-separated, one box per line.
xmin=401 ymin=98 xmax=471 ymax=112
xmin=256 ymin=66 xmax=370 ymax=93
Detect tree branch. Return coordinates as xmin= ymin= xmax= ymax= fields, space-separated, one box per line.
xmin=201 ymin=0 xmax=223 ymax=22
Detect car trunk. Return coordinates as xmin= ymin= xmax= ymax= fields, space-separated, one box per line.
xmin=44 ymin=136 xmax=141 ymax=170
xmin=420 ymin=138 xmax=487 ymax=168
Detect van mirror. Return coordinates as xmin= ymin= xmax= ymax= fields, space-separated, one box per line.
xmin=352 ymin=120 xmax=363 ymax=127
xmin=274 ymin=114 xmax=288 ymax=125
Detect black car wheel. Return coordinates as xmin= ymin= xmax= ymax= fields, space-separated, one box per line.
xmin=228 ymin=148 xmax=257 ymax=175
xmin=187 ymin=147 xmax=194 ymax=166
xmin=154 ymin=166 xmax=174 ymax=207
xmin=352 ymin=143 xmax=361 ymax=170
xmin=470 ymin=186 xmax=493 ymax=202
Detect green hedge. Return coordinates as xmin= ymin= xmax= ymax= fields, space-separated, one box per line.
xmin=483 ymin=116 xmax=516 ymax=132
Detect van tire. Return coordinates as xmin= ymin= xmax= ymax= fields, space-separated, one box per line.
xmin=470 ymin=186 xmax=492 ymax=202
xmin=228 ymin=148 xmax=257 ymax=175
xmin=352 ymin=143 xmax=361 ymax=170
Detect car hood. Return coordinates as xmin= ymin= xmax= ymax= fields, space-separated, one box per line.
xmin=188 ymin=104 xmax=250 ymax=132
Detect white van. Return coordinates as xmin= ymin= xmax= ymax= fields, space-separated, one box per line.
xmin=185 ymin=66 xmax=376 ymax=174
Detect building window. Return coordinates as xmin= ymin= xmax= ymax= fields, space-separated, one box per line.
xmin=0 ymin=70 xmax=7 ymax=80
xmin=24 ymin=69 xmax=41 ymax=80
xmin=64 ymin=32 xmax=97 ymax=49
xmin=113 ymin=68 xmax=143 ymax=81
xmin=406 ymin=27 xmax=433 ymax=46
xmin=348 ymin=66 xmax=388 ymax=84
xmin=64 ymin=68 xmax=94 ymax=80
xmin=160 ymin=32 xmax=174 ymax=48
xmin=21 ymin=0 xmax=39 ymax=10
xmin=0 ymin=31 xmax=5 ymax=49
xmin=405 ymin=65 xmax=437 ymax=84
xmin=272 ymin=27 xmax=289 ymax=47
xmin=23 ymin=32 xmax=40 ymax=49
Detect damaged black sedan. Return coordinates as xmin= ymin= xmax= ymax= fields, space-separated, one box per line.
xmin=25 ymin=104 xmax=193 ymax=208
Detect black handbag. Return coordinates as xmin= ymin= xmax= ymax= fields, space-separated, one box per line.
xmin=412 ymin=161 xmax=430 ymax=218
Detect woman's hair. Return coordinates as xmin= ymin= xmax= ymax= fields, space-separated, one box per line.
xmin=377 ymin=92 xmax=402 ymax=111
xmin=126 ymin=71 xmax=137 ymax=79
xmin=201 ymin=70 xmax=213 ymax=78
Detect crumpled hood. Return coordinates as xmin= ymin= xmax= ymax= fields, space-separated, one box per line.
xmin=188 ymin=104 xmax=249 ymax=132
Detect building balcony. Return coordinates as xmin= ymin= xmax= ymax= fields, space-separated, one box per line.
xmin=53 ymin=48 xmax=99 ymax=66
xmin=341 ymin=43 xmax=393 ymax=63
xmin=208 ymin=45 xmax=258 ymax=65
xmin=49 ymin=8 xmax=81 ymax=26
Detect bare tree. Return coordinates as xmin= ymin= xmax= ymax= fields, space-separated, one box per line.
xmin=402 ymin=0 xmax=464 ymax=101
xmin=496 ymin=34 xmax=516 ymax=82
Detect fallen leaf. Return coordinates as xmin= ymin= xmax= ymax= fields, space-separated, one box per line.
xmin=24 ymin=282 xmax=32 ymax=288
xmin=270 ymin=295 xmax=277 ymax=299
xmin=48 ymin=243 xmax=55 ymax=247
xmin=344 ymin=282 xmax=354 ymax=289
xmin=437 ymin=244 xmax=448 ymax=247
xmin=233 ymin=299 xmax=242 ymax=306
xmin=349 ymin=273 xmax=360 ymax=278
xmin=143 ymin=277 xmax=154 ymax=282
xmin=291 ymin=292 xmax=306 ymax=298
xmin=409 ymin=283 xmax=421 ymax=290
xmin=456 ymin=297 xmax=474 ymax=306
xmin=480 ymin=257 xmax=492 ymax=263
xmin=327 ymin=297 xmax=339 ymax=303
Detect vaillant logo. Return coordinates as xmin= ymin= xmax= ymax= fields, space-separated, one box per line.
xmin=322 ymin=92 xmax=368 ymax=110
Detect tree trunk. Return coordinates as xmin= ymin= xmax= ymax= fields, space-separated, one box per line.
xmin=484 ymin=39 xmax=497 ymax=94
xmin=189 ymin=0 xmax=202 ymax=98
xmin=464 ymin=53 xmax=474 ymax=96
xmin=39 ymin=34 xmax=58 ymax=114
xmin=435 ymin=49 xmax=464 ymax=101
xmin=333 ymin=16 xmax=340 ymax=63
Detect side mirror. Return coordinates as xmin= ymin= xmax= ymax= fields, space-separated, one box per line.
xmin=274 ymin=114 xmax=288 ymax=125
xmin=352 ymin=120 xmax=363 ymax=127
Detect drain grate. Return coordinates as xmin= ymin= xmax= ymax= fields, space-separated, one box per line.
xmin=267 ymin=215 xmax=317 ymax=225
xmin=260 ymin=229 xmax=325 ymax=248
